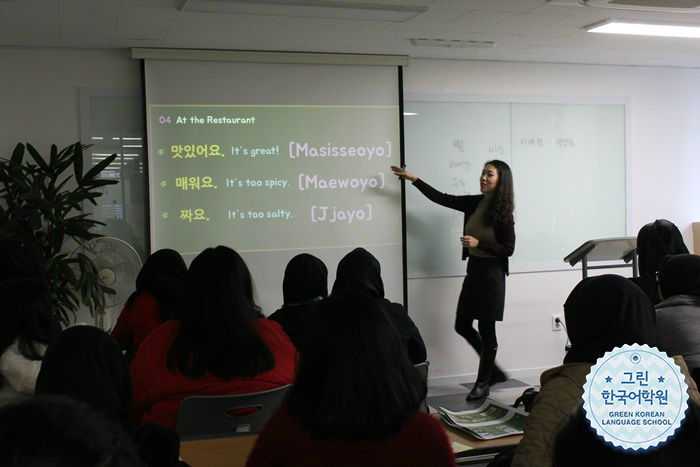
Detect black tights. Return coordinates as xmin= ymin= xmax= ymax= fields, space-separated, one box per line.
xmin=455 ymin=316 xmax=497 ymax=350
xmin=455 ymin=315 xmax=500 ymax=382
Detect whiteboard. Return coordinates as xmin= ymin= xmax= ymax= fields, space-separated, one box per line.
xmin=404 ymin=95 xmax=628 ymax=278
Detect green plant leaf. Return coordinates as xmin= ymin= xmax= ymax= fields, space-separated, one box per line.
xmin=49 ymin=144 xmax=58 ymax=166
xmin=3 ymin=141 xmax=117 ymax=324
xmin=26 ymin=144 xmax=50 ymax=172
xmin=19 ymin=190 xmax=43 ymax=201
xmin=73 ymin=142 xmax=83 ymax=184
xmin=11 ymin=143 xmax=25 ymax=164
xmin=82 ymin=153 xmax=117 ymax=184
xmin=55 ymin=159 xmax=74 ymax=176
xmin=80 ymin=179 xmax=118 ymax=189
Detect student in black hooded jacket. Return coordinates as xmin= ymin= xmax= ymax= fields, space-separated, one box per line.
xmin=632 ymin=219 xmax=688 ymax=305
xmin=332 ymin=247 xmax=427 ymax=365
xmin=268 ymin=253 xmax=328 ymax=350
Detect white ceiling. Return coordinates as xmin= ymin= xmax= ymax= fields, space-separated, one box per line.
xmin=1 ymin=0 xmax=700 ymax=68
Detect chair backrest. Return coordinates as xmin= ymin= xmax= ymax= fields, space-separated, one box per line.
xmin=175 ymin=384 xmax=292 ymax=440
xmin=414 ymin=361 xmax=430 ymax=412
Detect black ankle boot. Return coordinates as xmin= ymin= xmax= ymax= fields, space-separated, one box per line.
xmin=489 ymin=365 xmax=508 ymax=385
xmin=467 ymin=381 xmax=490 ymax=401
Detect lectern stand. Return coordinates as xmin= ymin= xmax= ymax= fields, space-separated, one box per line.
xmin=564 ymin=237 xmax=638 ymax=280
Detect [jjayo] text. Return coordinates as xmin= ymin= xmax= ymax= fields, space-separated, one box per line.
xmin=311 ymin=204 xmax=373 ymax=224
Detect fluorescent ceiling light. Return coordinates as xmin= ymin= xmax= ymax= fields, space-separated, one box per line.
xmin=410 ymin=38 xmax=496 ymax=49
xmin=586 ymin=19 xmax=700 ymax=38
xmin=577 ymin=0 xmax=700 ymax=13
xmin=177 ymin=0 xmax=428 ymax=22
xmin=403 ymin=112 xmax=418 ymax=116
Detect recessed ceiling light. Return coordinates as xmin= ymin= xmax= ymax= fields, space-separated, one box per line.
xmin=586 ymin=19 xmax=700 ymax=38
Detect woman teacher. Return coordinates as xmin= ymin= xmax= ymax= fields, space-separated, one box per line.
xmin=391 ymin=161 xmax=515 ymax=400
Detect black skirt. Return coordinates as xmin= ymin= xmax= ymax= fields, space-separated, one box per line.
xmin=456 ymin=256 xmax=506 ymax=321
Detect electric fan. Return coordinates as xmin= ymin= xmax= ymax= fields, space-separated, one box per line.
xmin=72 ymin=237 xmax=142 ymax=330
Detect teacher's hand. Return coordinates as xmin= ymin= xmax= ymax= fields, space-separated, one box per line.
xmin=390 ymin=166 xmax=417 ymax=183
xmin=461 ymin=236 xmax=479 ymax=248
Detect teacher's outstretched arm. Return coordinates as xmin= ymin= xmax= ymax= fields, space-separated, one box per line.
xmin=390 ymin=165 xmax=417 ymax=183
xmin=390 ymin=165 xmax=467 ymax=212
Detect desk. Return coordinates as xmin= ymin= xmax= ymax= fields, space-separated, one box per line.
xmin=441 ymin=418 xmax=521 ymax=465
xmin=179 ymin=415 xmax=522 ymax=467
xmin=180 ymin=435 xmax=257 ymax=467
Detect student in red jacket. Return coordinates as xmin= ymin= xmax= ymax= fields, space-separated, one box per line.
xmin=246 ymin=290 xmax=455 ymax=467
xmin=112 ymin=249 xmax=187 ymax=350
xmin=130 ymin=246 xmax=296 ymax=429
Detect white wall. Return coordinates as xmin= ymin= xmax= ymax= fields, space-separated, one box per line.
xmin=403 ymin=59 xmax=700 ymax=384
xmin=1 ymin=48 xmax=140 ymax=155
xmin=3 ymin=51 xmax=700 ymax=381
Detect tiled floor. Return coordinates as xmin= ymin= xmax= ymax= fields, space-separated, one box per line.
xmin=426 ymin=376 xmax=540 ymax=413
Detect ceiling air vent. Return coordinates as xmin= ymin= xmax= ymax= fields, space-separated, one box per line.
xmin=579 ymin=0 xmax=700 ymax=11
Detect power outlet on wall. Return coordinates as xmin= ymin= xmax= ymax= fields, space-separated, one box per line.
xmin=552 ymin=315 xmax=563 ymax=332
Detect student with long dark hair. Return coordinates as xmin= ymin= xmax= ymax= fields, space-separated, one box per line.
xmin=332 ymin=247 xmax=426 ymax=364
xmin=0 ymin=237 xmax=47 ymax=284
xmin=130 ymin=246 xmax=296 ymax=429
xmin=246 ymin=291 xmax=455 ymax=467
xmin=0 ymin=277 xmax=59 ymax=406
xmin=111 ymin=248 xmax=187 ymax=349
xmin=392 ymin=161 xmax=515 ymax=400
xmin=0 ymin=395 xmax=141 ymax=467
xmin=268 ymin=253 xmax=328 ymax=349
xmin=36 ymin=326 xmax=187 ymax=467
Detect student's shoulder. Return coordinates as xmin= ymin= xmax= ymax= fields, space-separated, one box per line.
xmin=407 ymin=411 xmax=446 ymax=434
xmin=257 ymin=316 xmax=285 ymax=333
xmin=135 ymin=290 xmax=157 ymax=304
xmin=256 ymin=318 xmax=295 ymax=347
xmin=138 ymin=319 xmax=179 ymax=350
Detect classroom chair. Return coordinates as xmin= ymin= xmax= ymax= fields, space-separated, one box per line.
xmin=415 ymin=361 xmax=430 ymax=412
xmin=175 ymin=384 xmax=292 ymax=440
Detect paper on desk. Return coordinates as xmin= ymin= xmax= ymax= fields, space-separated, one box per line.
xmin=438 ymin=400 xmax=528 ymax=440
xmin=450 ymin=441 xmax=474 ymax=453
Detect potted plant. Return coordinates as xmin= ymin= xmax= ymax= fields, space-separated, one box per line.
xmin=0 ymin=142 xmax=118 ymax=325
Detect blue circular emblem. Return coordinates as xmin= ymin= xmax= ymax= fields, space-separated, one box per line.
xmin=582 ymin=344 xmax=689 ymax=451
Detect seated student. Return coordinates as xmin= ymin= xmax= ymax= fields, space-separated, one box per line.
xmin=0 ymin=395 xmax=141 ymax=467
xmin=130 ymin=246 xmax=296 ymax=429
xmin=332 ymin=247 xmax=427 ymax=364
xmin=512 ymin=274 xmax=700 ymax=467
xmin=0 ymin=237 xmax=47 ymax=284
xmin=553 ymin=402 xmax=700 ymax=467
xmin=632 ymin=219 xmax=688 ymax=305
xmin=246 ymin=290 xmax=455 ymax=467
xmin=656 ymin=254 xmax=700 ymax=371
xmin=0 ymin=278 xmax=59 ymax=407
xmin=268 ymin=253 xmax=328 ymax=349
xmin=112 ymin=249 xmax=187 ymax=350
xmin=35 ymin=326 xmax=187 ymax=467
xmin=0 ymin=238 xmax=61 ymax=336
